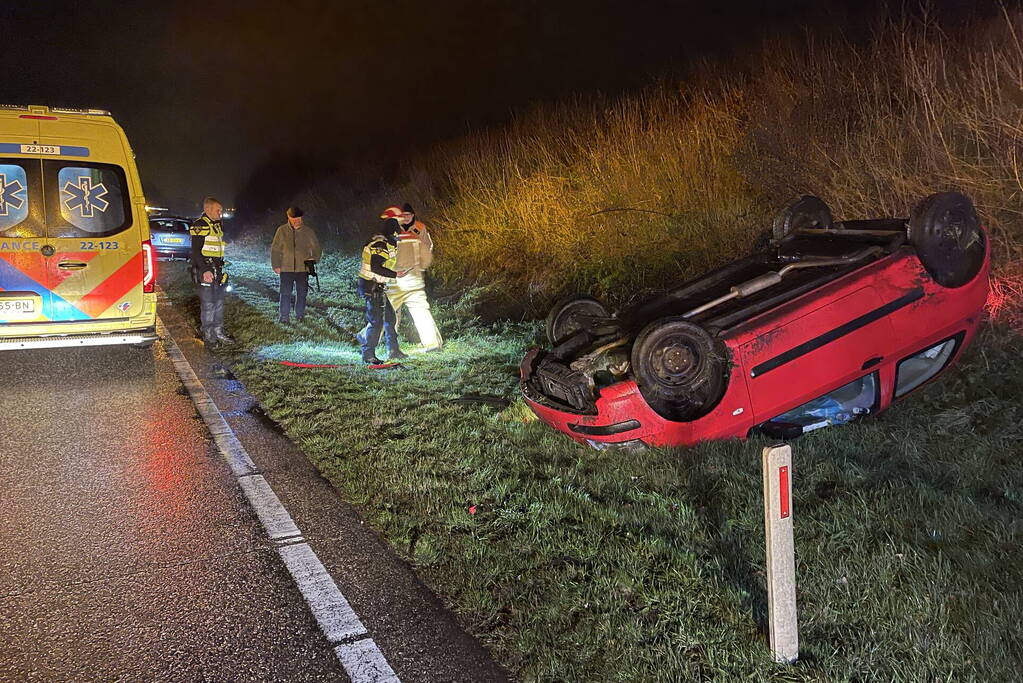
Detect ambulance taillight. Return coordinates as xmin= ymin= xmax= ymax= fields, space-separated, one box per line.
xmin=141 ymin=240 xmax=156 ymax=293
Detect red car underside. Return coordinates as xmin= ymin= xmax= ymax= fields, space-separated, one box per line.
xmin=522 ymin=227 xmax=990 ymax=448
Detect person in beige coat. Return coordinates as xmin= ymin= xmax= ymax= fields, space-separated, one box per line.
xmin=383 ymin=203 xmax=443 ymax=351
xmin=271 ymin=206 xmax=322 ymax=323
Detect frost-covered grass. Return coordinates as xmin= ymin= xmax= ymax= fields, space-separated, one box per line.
xmin=162 ymin=252 xmax=1023 ymax=682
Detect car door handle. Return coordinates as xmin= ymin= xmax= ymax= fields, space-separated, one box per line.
xmin=58 ymin=261 xmax=89 ymax=271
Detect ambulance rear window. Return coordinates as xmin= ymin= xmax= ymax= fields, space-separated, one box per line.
xmin=43 ymin=161 xmax=131 ymax=238
xmin=0 ymin=159 xmax=43 ymax=236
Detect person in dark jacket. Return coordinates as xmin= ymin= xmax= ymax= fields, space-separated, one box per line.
xmin=271 ymin=206 xmax=322 ymax=323
xmin=189 ymin=196 xmax=233 ymax=346
xmin=355 ymin=217 xmax=407 ymax=363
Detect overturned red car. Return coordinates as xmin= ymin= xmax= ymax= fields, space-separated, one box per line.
xmin=520 ymin=192 xmax=990 ymax=448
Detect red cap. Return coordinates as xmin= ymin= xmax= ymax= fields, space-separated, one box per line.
xmin=379 ymin=206 xmax=402 ymax=219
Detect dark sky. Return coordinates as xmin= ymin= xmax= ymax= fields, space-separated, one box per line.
xmin=2 ymin=0 xmax=971 ymax=215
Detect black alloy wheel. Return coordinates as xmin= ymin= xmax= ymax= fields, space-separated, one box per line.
xmin=631 ymin=317 xmax=729 ymax=421
xmin=772 ymin=195 xmax=834 ymax=241
xmin=909 ymin=191 xmax=985 ymax=288
xmin=546 ymin=294 xmax=610 ymax=346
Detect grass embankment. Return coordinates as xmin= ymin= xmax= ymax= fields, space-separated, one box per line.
xmin=162 ymin=253 xmax=1023 ymax=681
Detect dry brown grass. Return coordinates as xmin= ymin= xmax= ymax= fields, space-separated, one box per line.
xmin=299 ymin=8 xmax=1023 ymax=316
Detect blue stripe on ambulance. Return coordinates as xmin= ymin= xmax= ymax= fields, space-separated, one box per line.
xmin=0 ymin=257 xmax=92 ymax=321
xmin=0 ymin=143 xmax=91 ymax=157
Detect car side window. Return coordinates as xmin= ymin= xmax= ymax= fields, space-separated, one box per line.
xmin=894 ymin=333 xmax=963 ymax=398
xmin=767 ymin=373 xmax=879 ymax=434
xmin=0 ymin=159 xmax=43 ymax=237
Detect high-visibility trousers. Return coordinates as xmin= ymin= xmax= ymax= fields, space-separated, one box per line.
xmin=387 ymin=278 xmax=442 ymax=350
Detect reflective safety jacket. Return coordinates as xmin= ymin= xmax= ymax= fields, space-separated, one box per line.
xmin=189 ymin=214 xmax=225 ymax=274
xmin=395 ymin=220 xmax=434 ymax=272
xmin=358 ymin=234 xmax=397 ymax=284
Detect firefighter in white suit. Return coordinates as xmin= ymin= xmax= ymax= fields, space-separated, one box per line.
xmin=381 ymin=204 xmax=443 ymax=351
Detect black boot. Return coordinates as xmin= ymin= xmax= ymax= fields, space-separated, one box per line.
xmin=362 ymin=354 xmax=383 ymax=365
xmin=214 ymin=327 xmax=235 ymax=343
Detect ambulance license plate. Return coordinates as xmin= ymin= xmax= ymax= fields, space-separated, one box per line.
xmin=0 ymin=298 xmax=36 ymax=319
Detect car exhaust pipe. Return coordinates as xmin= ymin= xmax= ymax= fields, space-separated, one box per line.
xmin=684 ymin=247 xmax=883 ymax=319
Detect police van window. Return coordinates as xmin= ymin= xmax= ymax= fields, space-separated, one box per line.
xmin=42 ymin=161 xmax=131 ymax=238
xmin=895 ymin=333 xmax=963 ymax=398
xmin=0 ymin=159 xmax=44 ymax=237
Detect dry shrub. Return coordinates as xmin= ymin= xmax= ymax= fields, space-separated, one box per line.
xmin=299 ymin=7 xmax=1023 ymax=316
xmin=987 ymin=263 xmax=1023 ymax=330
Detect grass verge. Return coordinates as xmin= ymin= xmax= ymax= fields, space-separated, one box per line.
xmin=161 ymin=251 xmax=1023 ymax=682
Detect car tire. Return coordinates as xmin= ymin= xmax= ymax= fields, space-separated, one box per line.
xmin=772 ymin=195 xmax=834 ymax=241
xmin=546 ymin=294 xmax=610 ymax=345
xmin=909 ymin=191 xmax=985 ymax=288
xmin=631 ymin=317 xmax=729 ymax=421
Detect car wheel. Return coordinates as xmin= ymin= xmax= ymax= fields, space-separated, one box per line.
xmin=631 ymin=317 xmax=729 ymax=421
xmin=772 ymin=195 xmax=834 ymax=241
xmin=546 ymin=294 xmax=610 ymax=345
xmin=909 ymin=191 xmax=985 ymax=288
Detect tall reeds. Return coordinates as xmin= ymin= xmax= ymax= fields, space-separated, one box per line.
xmin=299 ymin=8 xmax=1023 ymax=317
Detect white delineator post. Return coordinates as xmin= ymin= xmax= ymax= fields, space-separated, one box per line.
xmin=762 ymin=443 xmax=798 ymax=664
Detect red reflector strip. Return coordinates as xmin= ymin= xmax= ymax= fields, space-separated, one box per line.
xmin=19 ymin=114 xmax=58 ymax=120
xmin=779 ymin=466 xmax=790 ymax=519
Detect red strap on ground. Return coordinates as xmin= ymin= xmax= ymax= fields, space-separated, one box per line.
xmin=277 ymin=360 xmax=399 ymax=369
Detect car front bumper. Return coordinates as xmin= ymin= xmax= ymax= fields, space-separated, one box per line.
xmin=520 ymin=346 xmax=753 ymax=449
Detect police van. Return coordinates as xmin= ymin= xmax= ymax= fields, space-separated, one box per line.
xmin=0 ymin=105 xmax=157 ymax=350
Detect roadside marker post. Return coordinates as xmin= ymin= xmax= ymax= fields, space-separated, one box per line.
xmin=762 ymin=443 xmax=798 ymax=664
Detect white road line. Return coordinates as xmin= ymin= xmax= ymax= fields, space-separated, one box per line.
xmin=278 ymin=543 xmax=369 ymax=642
xmin=238 ymin=475 xmax=302 ymax=542
xmin=335 ymin=639 xmax=402 ymax=683
xmin=160 ymin=325 xmax=258 ymax=477
xmin=158 ymin=316 xmax=401 ymax=683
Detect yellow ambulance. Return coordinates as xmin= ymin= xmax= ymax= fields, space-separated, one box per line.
xmin=0 ymin=105 xmax=157 ymax=350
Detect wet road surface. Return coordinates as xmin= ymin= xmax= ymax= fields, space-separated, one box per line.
xmin=0 ymin=341 xmax=344 ymax=679
xmin=0 ymin=299 xmax=509 ymax=682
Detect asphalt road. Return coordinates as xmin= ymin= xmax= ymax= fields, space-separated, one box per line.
xmin=0 ymin=302 xmax=508 ymax=682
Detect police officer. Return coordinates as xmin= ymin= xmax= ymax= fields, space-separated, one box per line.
xmin=190 ymin=196 xmax=234 ymax=346
xmin=355 ymin=216 xmax=407 ymax=364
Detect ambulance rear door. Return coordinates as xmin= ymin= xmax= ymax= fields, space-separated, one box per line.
xmin=0 ymin=157 xmax=52 ymax=325
xmin=39 ymin=159 xmax=144 ymax=322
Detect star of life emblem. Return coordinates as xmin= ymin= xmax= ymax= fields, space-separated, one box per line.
xmin=62 ymin=176 xmax=110 ymax=218
xmin=0 ymin=173 xmax=26 ymax=217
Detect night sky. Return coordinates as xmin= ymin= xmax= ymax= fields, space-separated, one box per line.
xmin=2 ymin=0 xmax=977 ymax=216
